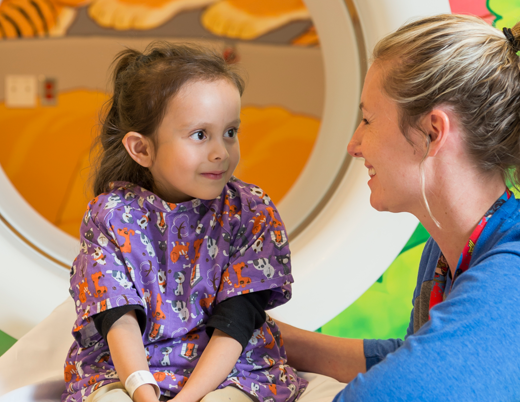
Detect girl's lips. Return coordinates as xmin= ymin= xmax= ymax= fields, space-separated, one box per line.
xmin=201 ymin=172 xmax=225 ymax=180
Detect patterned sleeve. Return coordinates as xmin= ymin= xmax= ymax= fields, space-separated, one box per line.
xmin=69 ymin=194 xmax=145 ymax=347
xmin=216 ymin=183 xmax=293 ymax=309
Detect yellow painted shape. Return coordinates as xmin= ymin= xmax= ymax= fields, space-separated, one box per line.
xmin=88 ymin=0 xmax=217 ymax=30
xmin=58 ymin=149 xmax=93 ymax=236
xmin=1 ymin=92 xmax=319 ymax=239
xmin=201 ymin=0 xmax=310 ymax=40
xmin=235 ymin=106 xmax=320 ymax=204
xmin=292 ymin=26 xmax=319 ymax=47
xmin=0 ymin=90 xmax=108 ymax=237
xmin=226 ymin=0 xmax=307 ymax=16
xmin=55 ymin=0 xmax=92 ymax=6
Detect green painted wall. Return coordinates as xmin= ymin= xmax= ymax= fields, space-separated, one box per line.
xmin=0 ymin=331 xmax=16 ymax=356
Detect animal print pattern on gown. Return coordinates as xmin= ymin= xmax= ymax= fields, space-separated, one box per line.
xmin=63 ymin=177 xmax=307 ymax=402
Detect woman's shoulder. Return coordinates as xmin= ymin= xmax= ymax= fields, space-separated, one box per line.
xmin=473 ymin=194 xmax=520 ymax=260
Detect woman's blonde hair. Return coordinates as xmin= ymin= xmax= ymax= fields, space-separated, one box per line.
xmin=373 ymin=14 xmax=520 ymax=225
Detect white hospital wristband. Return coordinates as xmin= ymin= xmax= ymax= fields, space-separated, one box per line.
xmin=125 ymin=370 xmax=161 ymax=400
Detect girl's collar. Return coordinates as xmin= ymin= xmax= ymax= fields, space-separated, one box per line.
xmin=108 ymin=181 xmax=215 ymax=213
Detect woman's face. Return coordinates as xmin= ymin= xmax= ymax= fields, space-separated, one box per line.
xmin=347 ymin=61 xmax=424 ymax=214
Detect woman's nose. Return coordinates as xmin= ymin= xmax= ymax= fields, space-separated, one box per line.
xmin=347 ymin=126 xmax=363 ymax=158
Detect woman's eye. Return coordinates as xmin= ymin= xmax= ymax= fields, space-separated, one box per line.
xmin=362 ymin=118 xmax=369 ymax=125
xmin=225 ymin=128 xmax=238 ymax=138
xmin=190 ymin=131 xmax=206 ymax=141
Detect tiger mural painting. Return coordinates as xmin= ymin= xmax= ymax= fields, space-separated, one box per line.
xmin=0 ymin=0 xmax=84 ymax=39
xmin=0 ymin=0 xmax=314 ymax=41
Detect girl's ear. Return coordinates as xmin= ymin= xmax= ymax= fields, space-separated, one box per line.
xmin=122 ymin=132 xmax=154 ymax=168
xmin=424 ymin=108 xmax=451 ymax=157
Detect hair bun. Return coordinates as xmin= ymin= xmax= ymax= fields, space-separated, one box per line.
xmin=503 ymin=27 xmax=520 ymax=53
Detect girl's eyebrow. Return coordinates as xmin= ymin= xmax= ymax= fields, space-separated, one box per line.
xmin=180 ymin=119 xmax=241 ymax=129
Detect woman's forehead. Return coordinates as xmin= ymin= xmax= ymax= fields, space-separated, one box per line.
xmin=361 ymin=63 xmax=393 ymax=110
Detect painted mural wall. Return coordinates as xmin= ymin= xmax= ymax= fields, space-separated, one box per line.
xmin=0 ymin=0 xmax=322 ymax=238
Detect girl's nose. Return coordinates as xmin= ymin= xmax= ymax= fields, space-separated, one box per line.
xmin=347 ymin=126 xmax=363 ymax=158
xmin=209 ymin=139 xmax=229 ymax=161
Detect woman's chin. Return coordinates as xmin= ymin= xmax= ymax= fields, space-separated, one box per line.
xmin=369 ymin=194 xmax=390 ymax=212
xmin=369 ymin=197 xmax=384 ymax=212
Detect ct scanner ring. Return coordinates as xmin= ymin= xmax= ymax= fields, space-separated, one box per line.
xmin=0 ymin=0 xmax=451 ymax=339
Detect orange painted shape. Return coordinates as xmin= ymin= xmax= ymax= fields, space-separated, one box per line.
xmin=1 ymin=2 xmax=35 ymax=37
xmin=9 ymin=0 xmax=45 ymax=35
xmin=0 ymin=12 xmax=19 ymax=38
xmin=292 ymin=26 xmax=319 ymax=47
xmin=34 ymin=0 xmax=60 ymax=30
xmin=0 ymin=90 xmax=109 ymax=238
xmin=227 ymin=0 xmax=306 ymax=16
xmin=110 ymin=0 xmax=177 ymax=8
xmin=235 ymin=106 xmax=320 ymax=205
xmin=0 ymin=93 xmax=320 ymax=241
xmin=54 ymin=0 xmax=92 ymax=6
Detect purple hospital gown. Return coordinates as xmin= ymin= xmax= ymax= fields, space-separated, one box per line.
xmin=63 ymin=177 xmax=307 ymax=402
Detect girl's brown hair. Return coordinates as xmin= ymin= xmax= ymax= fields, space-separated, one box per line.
xmin=92 ymin=41 xmax=245 ymax=196
xmin=373 ymin=14 xmax=520 ymax=184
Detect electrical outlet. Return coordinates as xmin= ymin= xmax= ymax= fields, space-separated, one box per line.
xmin=40 ymin=76 xmax=57 ymax=106
xmin=5 ymin=75 xmax=37 ymax=108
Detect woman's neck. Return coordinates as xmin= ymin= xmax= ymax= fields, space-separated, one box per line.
xmin=416 ymin=173 xmax=506 ymax=276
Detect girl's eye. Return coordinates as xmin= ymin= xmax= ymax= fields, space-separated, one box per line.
xmin=224 ymin=128 xmax=238 ymax=138
xmin=190 ymin=131 xmax=206 ymax=141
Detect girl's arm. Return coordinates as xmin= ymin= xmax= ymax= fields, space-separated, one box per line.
xmin=275 ymin=320 xmax=366 ymax=383
xmin=107 ymin=310 xmax=160 ymax=402
xmin=169 ymin=329 xmax=242 ymax=402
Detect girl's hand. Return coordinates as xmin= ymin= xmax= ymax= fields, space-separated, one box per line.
xmin=166 ymin=393 xmax=196 ymax=402
xmin=165 ymin=329 xmax=242 ymax=402
xmin=132 ymin=384 xmax=161 ymax=402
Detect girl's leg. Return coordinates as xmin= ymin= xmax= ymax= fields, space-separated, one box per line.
xmin=297 ymin=372 xmax=347 ymax=402
xmin=85 ymin=382 xmax=133 ymax=402
xmin=201 ymin=386 xmax=254 ymax=402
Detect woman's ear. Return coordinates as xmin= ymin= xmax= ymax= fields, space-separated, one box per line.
xmin=424 ymin=109 xmax=451 ymax=157
xmin=122 ymin=132 xmax=154 ymax=168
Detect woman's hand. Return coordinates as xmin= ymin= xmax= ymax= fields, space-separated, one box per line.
xmin=276 ymin=320 xmax=365 ymax=383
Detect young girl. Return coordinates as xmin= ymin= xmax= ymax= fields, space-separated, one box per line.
xmin=63 ymin=42 xmax=307 ymax=402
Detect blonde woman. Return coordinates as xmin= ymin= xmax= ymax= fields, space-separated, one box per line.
xmin=278 ymin=14 xmax=520 ymax=401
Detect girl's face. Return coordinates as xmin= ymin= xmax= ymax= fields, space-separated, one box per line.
xmin=347 ymin=62 xmax=424 ymax=214
xmin=149 ymin=79 xmax=241 ymax=203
